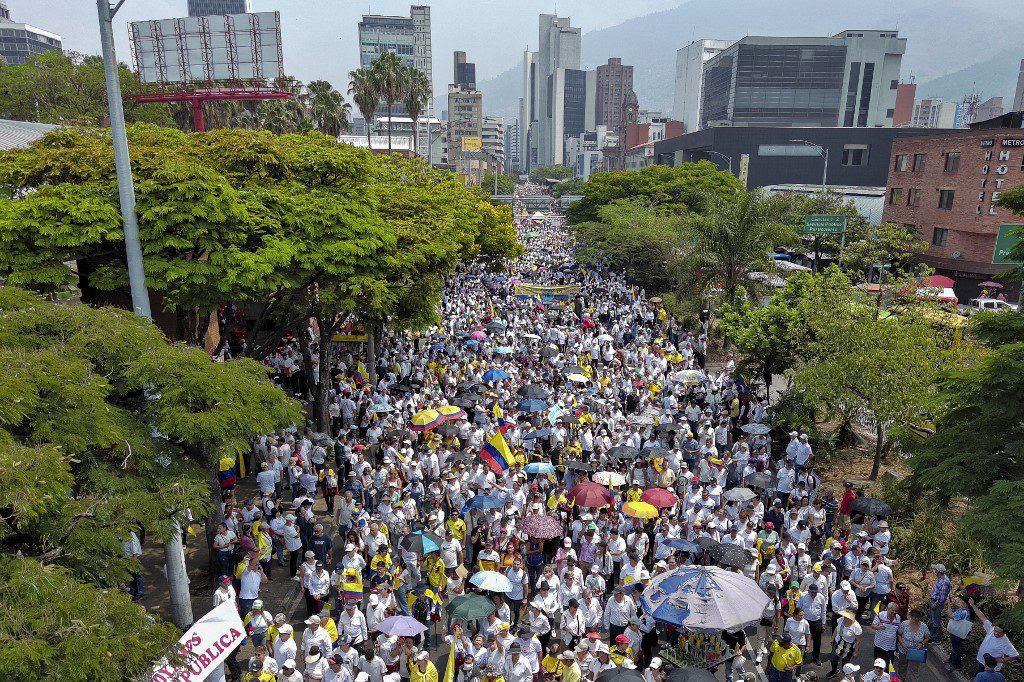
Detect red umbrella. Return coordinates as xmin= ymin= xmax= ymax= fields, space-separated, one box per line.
xmin=522 ymin=514 xmax=563 ymax=539
xmin=924 ymin=274 xmax=955 ymax=288
xmin=641 ymin=487 xmax=679 ymax=509
xmin=979 ymin=280 xmax=1004 ymax=289
xmin=568 ymin=482 xmax=613 ymax=508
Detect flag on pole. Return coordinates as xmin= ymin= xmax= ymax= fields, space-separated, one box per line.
xmin=354 ymin=361 xmax=367 ymax=383
xmin=493 ymin=404 xmax=512 ymax=434
xmin=443 ymin=624 xmax=461 ymax=682
xmin=480 ymin=432 xmax=513 ymax=475
xmin=489 ymin=298 xmax=496 ymax=319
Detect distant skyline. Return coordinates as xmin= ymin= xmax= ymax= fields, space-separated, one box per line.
xmin=7 ymin=0 xmax=679 ymax=103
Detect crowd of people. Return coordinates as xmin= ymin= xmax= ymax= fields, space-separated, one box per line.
xmin=205 ymin=184 xmax=1017 ymax=682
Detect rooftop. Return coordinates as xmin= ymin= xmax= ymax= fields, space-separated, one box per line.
xmin=0 ymin=119 xmax=57 ymax=151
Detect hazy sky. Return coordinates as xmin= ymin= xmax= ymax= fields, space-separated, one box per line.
xmin=12 ymin=0 xmax=678 ymax=93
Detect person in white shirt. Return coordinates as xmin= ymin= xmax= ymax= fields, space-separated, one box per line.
xmin=862 ymin=658 xmax=891 ymax=682
xmin=339 ymin=600 xmax=368 ymax=645
xmin=784 ymin=608 xmax=811 ymax=654
xmin=213 ymin=575 xmax=236 ymax=608
xmin=970 ymin=598 xmax=1020 ymax=671
xmin=274 ymin=624 xmax=298 ymax=671
xmin=302 ymin=615 xmax=333 ymax=659
xmin=277 ymin=658 xmax=303 ymax=682
xmin=603 ymin=588 xmax=637 ymax=640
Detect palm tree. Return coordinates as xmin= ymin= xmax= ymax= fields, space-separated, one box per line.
xmin=348 ymin=67 xmax=378 ymax=149
xmin=370 ymin=51 xmax=409 ymax=153
xmin=306 ymin=79 xmax=350 ymax=137
xmin=402 ymin=66 xmax=431 ymax=156
xmin=681 ymin=189 xmax=798 ymax=307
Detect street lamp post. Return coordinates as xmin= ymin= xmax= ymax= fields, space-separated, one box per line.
xmin=704 ymin=150 xmax=733 ymax=174
xmin=791 ymin=139 xmax=835 ymax=273
xmin=97 ymin=0 xmax=193 ymax=629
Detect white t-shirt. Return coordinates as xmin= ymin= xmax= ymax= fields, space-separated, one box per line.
xmin=977 ymin=620 xmax=1020 ymax=669
xmin=785 ymin=617 xmax=811 ymax=647
xmin=440 ymin=539 xmax=462 ymax=569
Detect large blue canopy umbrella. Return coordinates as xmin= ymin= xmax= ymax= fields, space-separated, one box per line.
xmin=525 ymin=462 xmax=556 ymax=475
xmin=464 ymin=494 xmax=505 ymax=511
xmin=664 ymin=538 xmax=704 ymax=554
xmin=483 ymin=369 xmax=510 ymax=382
xmin=516 ymin=398 xmax=547 ymax=413
xmin=640 ymin=565 xmax=769 ymax=632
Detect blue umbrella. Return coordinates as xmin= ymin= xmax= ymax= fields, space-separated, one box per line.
xmin=664 ymin=538 xmax=704 ymax=554
xmin=494 ymin=346 xmax=514 ymax=355
xmin=430 ymin=343 xmax=445 ymax=351
xmin=492 ymin=276 xmax=507 ymax=283
xmin=640 ymin=565 xmax=769 ymax=631
xmin=525 ymin=462 xmax=556 ymax=475
xmin=522 ymin=428 xmax=551 ymax=441
xmin=464 ymin=494 xmax=505 ymax=511
xmin=516 ymin=398 xmax=548 ymax=413
xmin=464 ymin=339 xmax=480 ymax=346
xmin=483 ymin=369 xmax=510 ymax=382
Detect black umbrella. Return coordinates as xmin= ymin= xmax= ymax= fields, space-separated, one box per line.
xmin=562 ymin=460 xmax=594 ymax=472
xmin=696 ymin=536 xmax=720 ymax=551
xmin=559 ymin=415 xmax=581 ymax=426
xmin=667 ymin=669 xmax=717 ymax=682
xmin=850 ymin=496 xmax=893 ymax=518
xmin=517 ymin=384 xmax=548 ymax=400
xmin=561 ymin=365 xmax=586 ymax=375
xmin=709 ymin=542 xmax=750 ymax=569
xmin=642 ymin=447 xmax=672 ymax=460
xmin=437 ymin=423 xmax=461 ymax=438
xmin=746 ymin=472 xmax=774 ymax=489
xmin=457 ymin=380 xmax=482 ymax=391
xmin=454 ymin=396 xmax=480 ymax=409
xmin=399 ymin=529 xmax=444 ymax=555
xmin=448 ymin=451 xmax=476 ymax=463
xmin=388 ymin=428 xmax=414 ymax=441
xmin=539 ymin=346 xmax=559 ymax=358
xmin=596 ymin=669 xmax=645 ymax=682
xmin=654 ymin=422 xmax=685 ymax=433
xmin=388 ymin=384 xmax=415 ymax=395
xmin=607 ymin=446 xmax=640 ymax=460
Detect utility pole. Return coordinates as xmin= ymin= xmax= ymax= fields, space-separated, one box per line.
xmin=97 ymin=0 xmax=193 ymax=630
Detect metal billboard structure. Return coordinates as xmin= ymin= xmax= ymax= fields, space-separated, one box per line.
xmin=127 ymin=11 xmax=291 ymax=132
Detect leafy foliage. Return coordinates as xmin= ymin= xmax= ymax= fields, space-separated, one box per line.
xmin=483 ymin=172 xmax=517 ymax=195
xmin=565 ymin=161 xmax=742 ymax=224
xmin=528 ymin=164 xmax=574 ymax=183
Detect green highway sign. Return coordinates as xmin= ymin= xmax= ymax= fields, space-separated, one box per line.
xmin=803 ymin=214 xmax=847 ymax=235
xmin=993 ymin=224 xmax=1024 ymax=265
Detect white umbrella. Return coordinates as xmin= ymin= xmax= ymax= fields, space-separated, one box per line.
xmin=676 ymin=369 xmax=706 ymax=385
xmin=469 ymin=570 xmax=513 ymax=593
xmin=740 ymin=423 xmax=772 ymax=435
xmin=596 ymin=333 xmax=613 ymax=342
xmin=521 ymin=333 xmax=541 ymax=340
xmin=594 ymin=471 xmax=626 ymax=487
xmin=640 ymin=565 xmax=770 ymax=632
xmin=566 ymin=373 xmax=589 ymax=383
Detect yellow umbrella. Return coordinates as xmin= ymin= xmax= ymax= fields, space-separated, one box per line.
xmin=411 ymin=409 xmax=442 ymax=432
xmin=438 ymin=405 xmax=467 ymax=421
xmin=622 ymin=501 xmax=659 ymax=520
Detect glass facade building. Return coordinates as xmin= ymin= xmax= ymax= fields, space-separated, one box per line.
xmin=0 ymin=11 xmax=61 ymax=67
xmin=187 ymin=0 xmax=252 ymax=16
xmin=562 ymin=68 xmax=588 ymax=139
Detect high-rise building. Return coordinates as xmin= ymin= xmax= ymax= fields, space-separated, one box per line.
xmin=911 ymin=98 xmax=957 ymax=128
xmin=483 ymin=116 xmax=505 ymax=174
xmin=975 ymin=97 xmax=1004 ymax=123
xmin=505 ymin=119 xmax=521 ymax=175
xmin=453 ymin=51 xmax=476 ymax=90
xmin=700 ymin=30 xmax=906 ymax=129
xmin=521 ymin=14 xmax=582 ymax=170
xmin=893 ymin=82 xmax=916 ymax=127
xmin=0 ymin=2 xmax=62 ymax=66
xmin=358 ymin=6 xmax=433 ymax=157
xmin=1013 ymin=60 xmax=1024 ymax=112
xmin=595 ymin=57 xmax=634 ymax=130
xmin=187 ymin=0 xmax=252 ymax=16
xmin=672 ymin=39 xmax=733 ymax=133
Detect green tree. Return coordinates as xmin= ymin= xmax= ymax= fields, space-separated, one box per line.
xmin=307 ymin=79 xmax=351 ymax=137
xmin=0 ymin=286 xmax=301 ymax=668
xmin=402 ymin=67 xmax=431 ymax=154
xmin=529 ymin=164 xmax=574 ymax=183
xmin=837 ymin=221 xmax=929 ymax=282
xmin=0 ymin=51 xmax=173 ymax=126
xmin=370 ymin=52 xmax=409 ymax=154
xmin=483 ymin=172 xmax=516 ymax=195
xmin=789 ymin=268 xmax=945 ymax=479
xmin=679 ymin=189 xmax=798 ymax=306
xmin=573 ymin=199 xmax=687 ymax=293
xmin=565 ymin=161 xmax=742 ymax=224
xmin=348 ymin=67 xmax=378 ymax=148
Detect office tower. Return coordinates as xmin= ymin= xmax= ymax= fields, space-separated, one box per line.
xmin=453 ymin=51 xmax=476 ymax=90
xmin=187 ymin=0 xmax=252 ymax=16
xmin=357 ymin=6 xmax=433 ymax=157
xmin=974 ymin=97 xmax=1003 ymax=124
xmin=672 ymin=39 xmax=732 ymax=133
xmin=595 ymin=57 xmax=634 ymax=129
xmin=1014 ymin=60 xmax=1024 ymax=113
xmin=505 ymin=119 xmax=521 ymax=175
xmin=521 ymin=14 xmax=582 ymax=169
xmin=911 ymin=98 xmax=957 ymax=128
xmin=700 ymin=30 xmax=906 ymax=128
xmin=0 ymin=2 xmax=62 ymax=66
xmin=483 ymin=116 xmax=505 ymax=173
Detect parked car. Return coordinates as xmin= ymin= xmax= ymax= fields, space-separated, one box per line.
xmin=959 ymin=297 xmax=1019 ymax=315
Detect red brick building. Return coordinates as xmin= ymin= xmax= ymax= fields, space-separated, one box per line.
xmin=882 ymin=120 xmax=1024 ymax=299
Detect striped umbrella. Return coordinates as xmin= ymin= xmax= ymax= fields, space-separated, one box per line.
xmin=438 ymin=405 xmax=467 ymax=422
xmin=410 ymin=409 xmax=443 ymax=432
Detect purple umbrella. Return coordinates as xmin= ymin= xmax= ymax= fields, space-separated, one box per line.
xmin=373 ymin=615 xmax=427 ymax=636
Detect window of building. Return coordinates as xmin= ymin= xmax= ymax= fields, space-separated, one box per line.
xmin=886 ymin=108 xmax=895 ymax=118
xmin=931 ymin=227 xmax=948 ymax=247
xmin=912 ymin=153 xmax=927 ymax=172
xmin=943 ymin=151 xmax=961 ymax=172
xmin=889 ymin=188 xmax=904 ymax=205
xmin=938 ymin=189 xmax=955 ymax=209
xmin=907 ymin=188 xmax=922 ymax=207
xmin=857 ymin=63 xmax=875 ymax=126
xmin=894 ymin=154 xmax=909 ymax=172
xmin=842 ymin=144 xmax=870 ymax=166
xmin=890 ymin=79 xmax=899 ymax=89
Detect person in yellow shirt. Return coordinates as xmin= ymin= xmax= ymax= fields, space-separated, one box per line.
xmin=541 ymin=641 xmax=566 ymax=678
xmin=610 ymin=634 xmax=635 ymax=666
xmin=446 ymin=516 xmax=467 ymax=542
xmin=768 ymin=633 xmax=803 ymax=681
xmin=559 ymin=651 xmax=581 ymax=682
xmin=410 ymin=651 xmax=438 ymax=682
xmin=625 ymin=483 xmax=643 ymax=503
xmin=241 ymin=659 xmax=274 ymax=682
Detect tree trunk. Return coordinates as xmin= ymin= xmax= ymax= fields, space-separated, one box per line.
xmin=366 ymin=320 xmax=379 ymax=387
xmin=306 ymin=322 xmax=333 ymax=433
xmin=387 ymin=104 xmax=393 ymax=153
xmin=762 ymin=366 xmax=774 ymax=404
xmin=870 ymin=421 xmax=884 ymax=480
xmin=165 ymin=524 xmax=194 ymax=628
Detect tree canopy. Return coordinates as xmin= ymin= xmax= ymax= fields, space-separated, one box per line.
xmin=528 ymin=164 xmax=574 ymax=183
xmin=565 ymin=161 xmax=743 ymax=224
xmin=0 ymin=287 xmax=301 ymax=678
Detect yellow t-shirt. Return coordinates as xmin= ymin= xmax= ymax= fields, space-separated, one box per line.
xmin=770 ymin=642 xmax=803 ymax=671
xmin=541 ymin=655 xmax=564 ymax=676
xmin=446 ymin=518 xmax=467 ymax=542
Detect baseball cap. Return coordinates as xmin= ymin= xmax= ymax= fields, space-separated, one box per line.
xmin=305 ymin=615 xmax=321 ymax=625
xmin=219 ymin=575 xmax=231 ymax=584
xmin=649 ymin=658 xmax=662 ymax=670
xmin=843 ymin=663 xmax=860 ymax=674
xmin=873 ymin=658 xmax=886 ymax=669
xmin=279 ymin=624 xmax=293 ymax=634
xmin=615 ymin=634 xmax=629 ymax=644
xmin=283 ymin=659 xmax=296 ymax=669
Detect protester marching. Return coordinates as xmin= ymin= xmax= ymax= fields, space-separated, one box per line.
xmin=191 ymin=182 xmax=1016 ymax=682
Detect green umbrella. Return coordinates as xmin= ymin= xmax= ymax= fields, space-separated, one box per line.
xmin=446 ymin=593 xmax=495 ymax=624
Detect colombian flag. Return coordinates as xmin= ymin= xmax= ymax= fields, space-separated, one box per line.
xmin=354 ymin=361 xmax=367 ymax=384
xmin=493 ymin=404 xmax=512 ymax=434
xmin=218 ymin=455 xmax=237 ymax=489
xmin=480 ymin=432 xmax=513 ymax=475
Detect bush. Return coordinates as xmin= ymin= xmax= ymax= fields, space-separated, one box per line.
xmin=890 ymin=509 xmax=944 ymax=571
